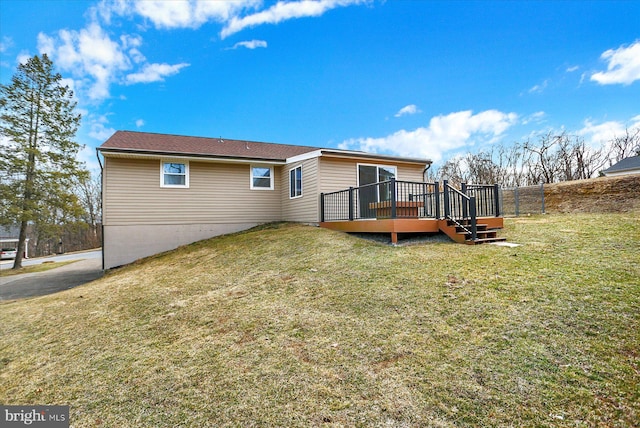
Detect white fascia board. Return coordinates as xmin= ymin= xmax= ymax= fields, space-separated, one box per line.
xmin=285 ymin=149 xmax=324 ymax=164
xmin=286 ymin=148 xmax=431 ymax=165
xmin=318 ymin=149 xmax=432 ymax=165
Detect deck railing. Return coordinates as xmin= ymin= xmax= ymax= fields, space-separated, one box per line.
xmin=465 ymin=183 xmax=501 ymax=217
xmin=443 ymin=180 xmax=478 ymax=240
xmin=320 ymin=179 xmax=500 ymax=224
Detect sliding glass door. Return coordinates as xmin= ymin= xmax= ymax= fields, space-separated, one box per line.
xmin=358 ymin=164 xmax=396 ymax=217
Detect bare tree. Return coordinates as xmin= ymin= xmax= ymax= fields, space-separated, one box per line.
xmin=524 ymin=132 xmax=564 ymax=184
xmin=437 ymin=156 xmax=466 ymax=186
xmin=76 ymin=171 xmax=102 ymax=248
xmin=572 ymin=138 xmax=607 ymax=180
xmin=608 ymin=127 xmax=640 ymax=163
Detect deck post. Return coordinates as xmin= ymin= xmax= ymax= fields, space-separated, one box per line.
xmin=320 ymin=193 xmax=325 ymax=222
xmin=469 ymin=196 xmax=477 ymax=241
xmin=461 ymin=182 xmax=468 ymax=218
xmin=390 ymin=178 xmax=397 ymax=219
xmin=443 ymin=180 xmax=450 ymax=219
xmin=434 ymin=181 xmax=440 ymax=219
xmin=494 ymin=183 xmax=500 ymax=217
xmin=348 ymin=187 xmax=354 ymax=221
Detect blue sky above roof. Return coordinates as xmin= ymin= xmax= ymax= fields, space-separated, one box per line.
xmin=1 ymin=0 xmax=638 ymax=172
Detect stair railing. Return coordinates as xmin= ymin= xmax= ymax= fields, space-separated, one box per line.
xmin=443 ymin=180 xmax=477 ymax=241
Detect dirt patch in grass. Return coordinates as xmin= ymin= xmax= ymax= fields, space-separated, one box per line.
xmin=0 ymin=215 xmax=638 ymax=426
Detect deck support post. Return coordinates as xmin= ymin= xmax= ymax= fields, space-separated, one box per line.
xmin=348 ymin=187 xmax=354 ymax=221
xmin=391 ymin=232 xmax=398 ymax=244
xmin=494 ymin=183 xmax=500 ymax=217
xmin=320 ymin=193 xmax=325 ymax=222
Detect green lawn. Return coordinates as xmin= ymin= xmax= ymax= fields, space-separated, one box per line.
xmin=1 ymin=213 xmax=638 ymax=427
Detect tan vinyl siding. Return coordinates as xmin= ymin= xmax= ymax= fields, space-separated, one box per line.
xmin=318 ymin=157 xmax=426 ymax=194
xmin=318 ymin=157 xmax=358 ymax=194
xmin=281 ymin=158 xmax=319 ymax=222
xmin=103 ymin=157 xmax=281 ymax=226
xmin=397 ymin=163 xmax=427 ymax=182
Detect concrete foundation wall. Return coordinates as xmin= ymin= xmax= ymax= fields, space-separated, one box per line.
xmin=103 ymin=223 xmax=259 ymax=269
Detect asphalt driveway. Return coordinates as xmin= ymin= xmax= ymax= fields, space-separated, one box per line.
xmin=0 ymin=257 xmax=103 ymax=300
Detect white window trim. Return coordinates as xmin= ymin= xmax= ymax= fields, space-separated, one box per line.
xmin=160 ymin=160 xmax=190 ymax=188
xmin=250 ymin=165 xmax=274 ymax=190
xmin=289 ymin=165 xmax=303 ymax=199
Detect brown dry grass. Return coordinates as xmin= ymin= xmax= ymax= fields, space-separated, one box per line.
xmin=1 ymin=214 xmax=638 ymax=427
xmin=544 ymin=174 xmax=640 ymax=213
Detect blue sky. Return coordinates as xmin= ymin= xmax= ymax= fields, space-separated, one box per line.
xmin=1 ymin=0 xmax=639 ymax=172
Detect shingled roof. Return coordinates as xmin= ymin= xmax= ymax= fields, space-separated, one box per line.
xmin=99 ymin=130 xmax=432 ymax=165
xmin=603 ymin=155 xmax=640 ymax=174
xmin=99 ymin=131 xmax=321 ymax=161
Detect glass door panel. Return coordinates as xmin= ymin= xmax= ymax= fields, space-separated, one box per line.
xmin=358 ymin=165 xmax=377 ymax=218
xmin=378 ymin=166 xmax=396 ymax=202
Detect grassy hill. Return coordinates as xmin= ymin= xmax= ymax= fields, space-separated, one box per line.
xmin=1 ymin=213 xmax=639 ymax=426
xmin=544 ymin=174 xmax=640 ymax=213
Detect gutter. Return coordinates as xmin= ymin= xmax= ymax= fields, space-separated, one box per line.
xmin=97 ymin=148 xmax=288 ymax=165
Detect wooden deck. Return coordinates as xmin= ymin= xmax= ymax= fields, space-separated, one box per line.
xmin=320 ymin=217 xmax=504 ymax=244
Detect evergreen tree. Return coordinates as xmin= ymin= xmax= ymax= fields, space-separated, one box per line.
xmin=0 ymin=54 xmax=86 ymax=269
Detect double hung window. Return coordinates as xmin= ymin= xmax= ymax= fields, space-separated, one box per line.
xmin=289 ymin=166 xmax=302 ymax=198
xmin=161 ymin=161 xmax=189 ymax=188
xmin=251 ymin=166 xmax=274 ymax=190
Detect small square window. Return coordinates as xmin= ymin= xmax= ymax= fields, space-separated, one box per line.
xmin=290 ymin=166 xmax=302 ymax=198
xmin=251 ymin=166 xmax=274 ymax=190
xmin=161 ymin=161 xmax=189 ymax=188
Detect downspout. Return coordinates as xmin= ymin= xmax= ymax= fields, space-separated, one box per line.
xmin=96 ymin=148 xmax=105 ymax=271
xmin=422 ymin=162 xmax=432 ymax=182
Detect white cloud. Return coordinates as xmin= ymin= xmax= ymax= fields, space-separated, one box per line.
xmin=394 ymin=104 xmax=420 ymax=118
xmin=339 ymin=110 xmax=518 ymax=163
xmin=95 ymin=0 xmax=364 ymax=37
xmin=88 ymin=121 xmax=116 ymax=141
xmin=38 ymin=23 xmax=131 ymax=100
xmin=221 ymin=0 xmax=367 ymax=39
xmin=528 ymin=79 xmax=549 ymax=94
xmin=125 ymin=62 xmax=190 ymax=84
xmin=521 ymin=111 xmax=546 ymax=125
xmin=135 ymin=0 xmax=193 ymax=28
xmin=591 ymin=40 xmax=640 ymax=85
xmin=566 ymin=65 xmax=579 ymax=72
xmin=38 ymin=20 xmax=190 ymax=101
xmin=229 ymin=39 xmax=268 ymax=50
xmin=16 ymin=50 xmax=34 ymax=65
xmin=135 ymin=119 xmax=145 ymax=127
xmin=97 ymin=0 xmax=260 ymax=30
xmin=578 ymin=116 xmax=640 ymax=148
xmin=578 ymin=119 xmax=626 ymax=147
xmin=0 ymin=36 xmax=13 ymax=53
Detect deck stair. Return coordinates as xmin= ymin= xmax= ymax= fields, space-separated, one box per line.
xmin=439 ymin=218 xmax=506 ymax=245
